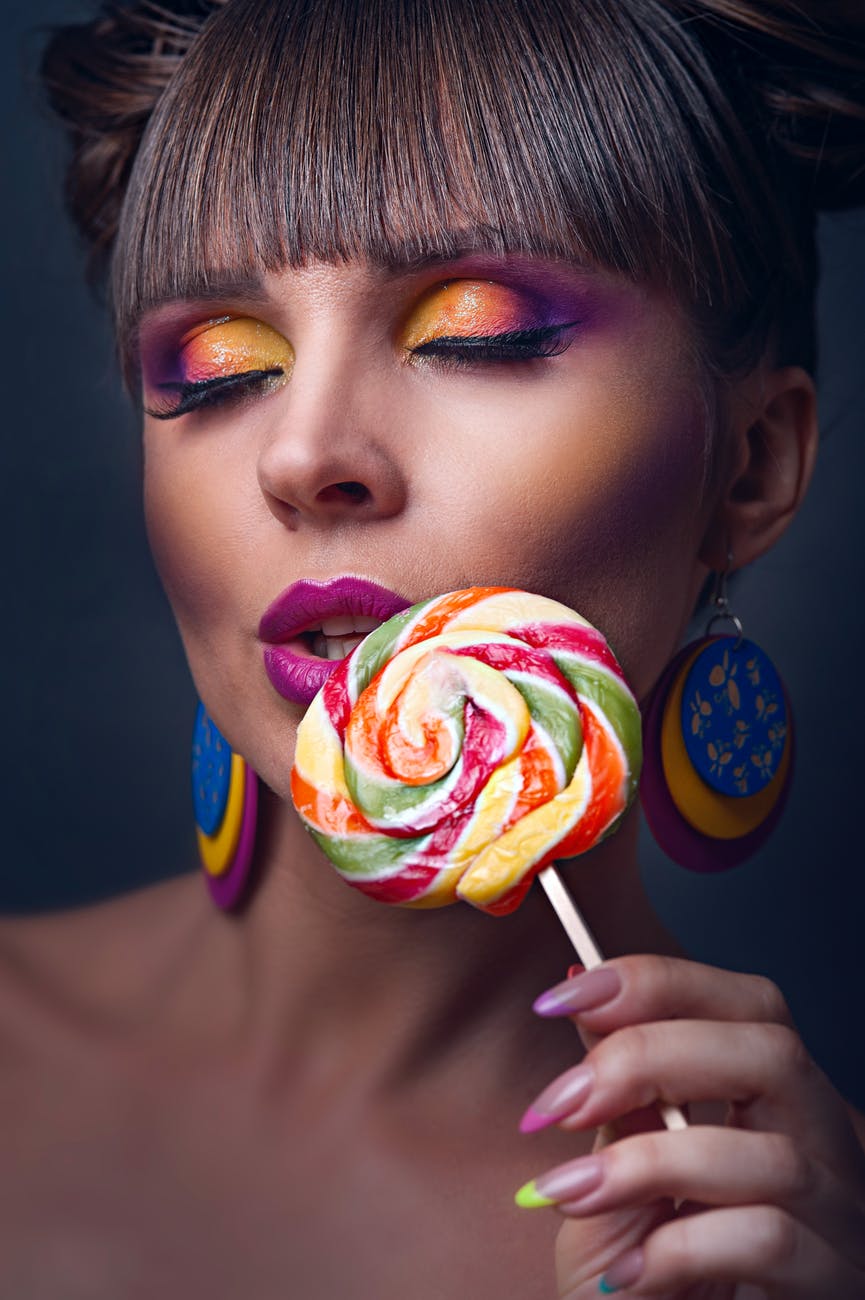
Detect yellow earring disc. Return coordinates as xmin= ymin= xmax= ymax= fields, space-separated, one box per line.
xmin=196 ymin=750 xmax=247 ymax=876
xmin=660 ymin=645 xmax=790 ymax=839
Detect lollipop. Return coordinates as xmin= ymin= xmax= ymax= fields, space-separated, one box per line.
xmin=291 ymin=587 xmax=642 ymax=915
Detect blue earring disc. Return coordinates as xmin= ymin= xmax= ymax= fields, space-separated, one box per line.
xmin=680 ymin=638 xmax=788 ymax=798
xmin=191 ymin=703 xmax=232 ymax=835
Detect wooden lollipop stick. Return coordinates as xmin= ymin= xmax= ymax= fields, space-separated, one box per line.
xmin=537 ymin=864 xmax=687 ymax=1133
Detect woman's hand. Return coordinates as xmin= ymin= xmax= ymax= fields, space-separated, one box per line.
xmin=517 ymin=956 xmax=865 ymax=1297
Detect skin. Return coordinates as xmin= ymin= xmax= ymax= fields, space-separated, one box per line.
xmin=0 ymin=252 xmax=862 ymax=1299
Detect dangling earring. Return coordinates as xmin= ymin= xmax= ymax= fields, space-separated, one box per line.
xmin=191 ymin=703 xmax=259 ymax=909
xmin=640 ymin=559 xmax=794 ymax=872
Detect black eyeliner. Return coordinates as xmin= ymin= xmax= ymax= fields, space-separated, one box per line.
xmin=408 ymin=320 xmax=581 ymax=362
xmin=145 ymin=368 xmax=284 ymax=420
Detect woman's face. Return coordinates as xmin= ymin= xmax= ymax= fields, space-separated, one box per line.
xmin=138 ymin=254 xmax=717 ymax=797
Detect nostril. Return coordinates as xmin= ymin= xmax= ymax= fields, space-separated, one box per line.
xmin=317 ymin=481 xmax=370 ymax=505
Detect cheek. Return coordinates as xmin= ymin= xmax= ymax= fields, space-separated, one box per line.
xmin=418 ymin=375 xmax=712 ymax=695
xmin=143 ymin=443 xmax=200 ymax=617
xmin=141 ymin=428 xmax=297 ymax=784
xmin=141 ymin=433 xmax=251 ymax=652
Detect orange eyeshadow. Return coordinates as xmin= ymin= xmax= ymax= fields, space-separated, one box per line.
xmin=176 ymin=318 xmax=293 ymax=383
xmin=401 ymin=281 xmax=538 ymax=349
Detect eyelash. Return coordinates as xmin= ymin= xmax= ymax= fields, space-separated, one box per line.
xmin=144 ymin=368 xmax=283 ymax=421
xmin=408 ymin=321 xmax=581 ymax=367
xmin=143 ymin=322 xmax=580 ymax=420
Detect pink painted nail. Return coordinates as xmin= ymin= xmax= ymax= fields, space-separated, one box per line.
xmin=534 ymin=1153 xmax=604 ymax=1204
xmin=519 ymin=1062 xmax=594 ymax=1133
xmin=533 ymin=967 xmax=622 ymax=1017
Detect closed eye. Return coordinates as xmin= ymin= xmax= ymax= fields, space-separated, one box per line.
xmin=144 ymin=368 xmax=285 ymax=420
xmin=144 ymin=319 xmax=581 ymax=418
xmin=408 ymin=321 xmax=581 ymax=366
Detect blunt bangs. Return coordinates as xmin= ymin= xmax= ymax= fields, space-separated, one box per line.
xmin=112 ymin=0 xmax=797 ymax=386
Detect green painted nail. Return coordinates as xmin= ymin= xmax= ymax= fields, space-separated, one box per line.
xmin=514 ymin=1178 xmax=556 ymax=1209
xmin=597 ymin=1279 xmax=618 ymax=1295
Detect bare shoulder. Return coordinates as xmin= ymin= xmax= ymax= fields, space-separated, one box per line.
xmin=0 ymin=873 xmax=207 ymax=1025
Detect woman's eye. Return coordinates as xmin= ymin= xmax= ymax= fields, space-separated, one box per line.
xmin=142 ymin=316 xmax=294 ymax=420
xmin=144 ymin=369 xmax=285 ymax=421
xmin=408 ymin=322 xmax=580 ymax=367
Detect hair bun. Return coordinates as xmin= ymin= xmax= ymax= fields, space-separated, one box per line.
xmin=41 ymin=1 xmax=222 ymax=280
xmin=673 ymin=0 xmax=865 ymax=212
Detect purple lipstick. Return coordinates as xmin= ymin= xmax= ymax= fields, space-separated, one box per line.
xmin=259 ymin=577 xmax=412 ymax=706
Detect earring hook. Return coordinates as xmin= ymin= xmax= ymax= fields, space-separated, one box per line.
xmin=705 ymin=549 xmax=743 ymax=647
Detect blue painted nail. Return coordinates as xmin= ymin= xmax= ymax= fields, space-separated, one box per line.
xmin=598 ymin=1246 xmax=643 ymax=1293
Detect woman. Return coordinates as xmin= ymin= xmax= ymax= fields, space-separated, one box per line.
xmin=4 ymin=0 xmax=863 ymax=1295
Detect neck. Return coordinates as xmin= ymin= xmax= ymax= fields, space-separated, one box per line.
xmin=189 ymin=792 xmax=683 ymax=1091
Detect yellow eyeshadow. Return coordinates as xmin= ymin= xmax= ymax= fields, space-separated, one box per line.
xmin=401 ymin=281 xmax=530 ymax=349
xmin=180 ymin=318 xmax=294 ymax=383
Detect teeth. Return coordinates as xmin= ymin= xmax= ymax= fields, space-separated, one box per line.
xmin=308 ymin=615 xmax=382 ymax=660
xmin=311 ymin=632 xmax=371 ymax=660
xmin=320 ymin=614 xmax=380 ymax=636
xmin=320 ymin=616 xmax=354 ymax=635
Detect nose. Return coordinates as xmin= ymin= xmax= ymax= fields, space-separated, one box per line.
xmin=256 ymin=360 xmax=408 ymax=529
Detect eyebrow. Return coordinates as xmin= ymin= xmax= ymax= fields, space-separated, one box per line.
xmin=136 ymin=274 xmax=272 ymax=320
xmin=133 ymin=234 xmax=597 ymax=323
xmin=369 ymin=227 xmax=595 ymax=276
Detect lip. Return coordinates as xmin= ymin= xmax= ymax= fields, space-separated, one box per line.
xmin=259 ymin=576 xmax=413 ymax=706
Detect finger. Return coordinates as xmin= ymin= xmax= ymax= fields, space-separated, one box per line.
xmin=525 ymin=1019 xmax=842 ymax=1152
xmin=534 ymin=955 xmax=796 ymax=1036
xmin=554 ymin=1200 xmax=674 ymax=1299
xmin=524 ymin=1127 xmax=865 ymax=1266
xmin=572 ymin=1008 xmax=680 ymax=1150
xmin=572 ymin=994 xmax=691 ymax=1146
xmin=537 ymin=961 xmax=865 ymax=1189
xmin=597 ymin=1204 xmax=865 ymax=1297
xmin=573 ymin=1037 xmax=675 ymax=1141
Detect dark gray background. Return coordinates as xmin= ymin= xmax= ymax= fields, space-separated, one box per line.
xmin=4 ymin=4 xmax=864 ymax=1107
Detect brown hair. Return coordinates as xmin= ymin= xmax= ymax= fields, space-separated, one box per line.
xmin=42 ymin=0 xmax=865 ymax=391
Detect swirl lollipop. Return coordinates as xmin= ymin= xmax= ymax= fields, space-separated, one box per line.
xmin=291 ymin=587 xmax=642 ymax=915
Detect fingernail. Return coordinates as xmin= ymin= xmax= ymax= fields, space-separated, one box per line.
xmin=515 ymin=1153 xmax=604 ymax=1209
xmin=533 ymin=967 xmax=622 ymax=1017
xmin=567 ymin=962 xmax=585 ymax=978
xmin=514 ymin=1179 xmax=557 ymax=1209
xmin=599 ymin=1247 xmax=644 ymax=1293
xmin=519 ymin=1062 xmax=594 ymax=1132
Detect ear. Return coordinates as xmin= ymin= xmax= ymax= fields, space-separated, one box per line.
xmin=699 ymin=365 xmax=819 ymax=572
